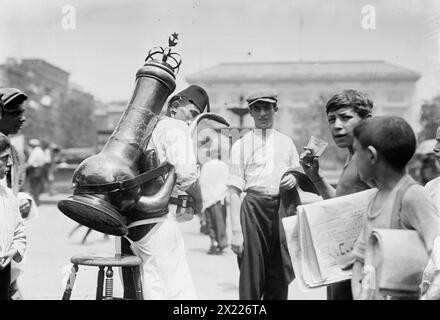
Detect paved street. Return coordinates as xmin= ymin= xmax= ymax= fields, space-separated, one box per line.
xmin=18 ymin=194 xmax=325 ymax=300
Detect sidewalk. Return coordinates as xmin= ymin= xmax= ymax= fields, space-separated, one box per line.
xmin=19 ymin=193 xmax=325 ymax=300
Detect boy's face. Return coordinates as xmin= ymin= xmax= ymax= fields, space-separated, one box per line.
xmin=353 ymin=138 xmax=374 ymax=183
xmin=170 ymin=103 xmax=200 ymax=125
xmin=0 ymin=148 xmax=10 ymax=180
xmin=327 ymin=106 xmax=362 ymax=149
xmin=249 ymin=101 xmax=276 ymax=129
xmin=434 ymin=127 xmax=440 ymax=160
xmin=0 ymin=101 xmax=26 ymax=135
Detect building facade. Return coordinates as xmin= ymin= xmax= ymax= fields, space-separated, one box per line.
xmin=185 ymin=60 xmax=421 ymax=135
xmin=0 ymin=57 xmax=99 ymax=148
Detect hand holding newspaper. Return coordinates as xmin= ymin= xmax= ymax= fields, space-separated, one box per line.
xmin=282 ymin=189 xmax=376 ymax=288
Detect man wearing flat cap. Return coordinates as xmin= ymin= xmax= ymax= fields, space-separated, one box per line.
xmin=227 ymin=89 xmax=300 ymax=300
xmin=0 ymin=87 xmax=31 ymax=300
xmin=0 ymin=87 xmax=29 ymax=201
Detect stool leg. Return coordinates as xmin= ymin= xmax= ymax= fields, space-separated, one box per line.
xmin=104 ymin=266 xmax=114 ymax=300
xmin=62 ymin=264 xmax=78 ymax=300
xmin=131 ymin=266 xmax=144 ymax=300
xmin=96 ymin=266 xmax=105 ymax=300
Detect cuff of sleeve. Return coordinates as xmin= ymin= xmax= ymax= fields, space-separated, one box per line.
xmin=227 ymin=175 xmax=245 ymax=192
xmin=176 ymin=165 xmax=200 ymax=192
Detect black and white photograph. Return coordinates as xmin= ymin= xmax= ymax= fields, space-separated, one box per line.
xmin=1 ymin=0 xmax=440 ymax=305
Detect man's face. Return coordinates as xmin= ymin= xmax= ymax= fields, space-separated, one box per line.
xmin=327 ymin=106 xmax=362 ymax=149
xmin=434 ymin=127 xmax=440 ymax=160
xmin=249 ymin=101 xmax=276 ymax=129
xmin=0 ymin=148 xmax=10 ymax=180
xmin=0 ymin=101 xmax=26 ymax=135
xmin=353 ymin=138 xmax=374 ymax=183
xmin=170 ymin=103 xmax=200 ymax=125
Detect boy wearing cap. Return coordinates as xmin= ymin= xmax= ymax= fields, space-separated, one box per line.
xmin=0 ymin=88 xmax=28 ymax=195
xmin=300 ymin=89 xmax=373 ymax=300
xmin=0 ymin=88 xmax=32 ymax=299
xmin=227 ymin=89 xmax=300 ymax=300
xmin=117 ymin=85 xmax=204 ymax=299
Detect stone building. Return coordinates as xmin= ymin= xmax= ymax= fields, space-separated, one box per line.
xmin=186 ymin=60 xmax=421 ymax=135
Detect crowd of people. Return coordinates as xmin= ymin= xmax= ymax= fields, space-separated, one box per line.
xmin=1 ymin=83 xmax=440 ymax=301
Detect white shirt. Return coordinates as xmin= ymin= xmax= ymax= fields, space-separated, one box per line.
xmin=0 ymin=185 xmax=26 ymax=263
xmin=27 ymin=146 xmax=45 ymax=167
xmin=43 ymin=149 xmax=52 ymax=165
xmin=227 ymin=129 xmax=300 ymax=196
xmin=144 ymin=116 xmax=199 ymax=220
xmin=426 ymin=177 xmax=440 ymax=206
xmin=200 ymin=159 xmax=229 ymax=210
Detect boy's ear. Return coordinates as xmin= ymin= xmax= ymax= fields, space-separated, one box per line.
xmin=169 ymin=105 xmax=177 ymax=116
xmin=367 ymin=146 xmax=378 ymax=164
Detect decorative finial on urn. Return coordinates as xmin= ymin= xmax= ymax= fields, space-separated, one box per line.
xmin=145 ymin=33 xmax=182 ymax=74
xmin=169 ymin=32 xmax=179 ymax=47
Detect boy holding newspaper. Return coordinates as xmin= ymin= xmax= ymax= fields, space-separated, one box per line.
xmin=350 ymin=116 xmax=440 ymax=299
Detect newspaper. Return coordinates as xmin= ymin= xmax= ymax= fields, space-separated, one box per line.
xmin=282 ymin=215 xmax=312 ymax=291
xmin=282 ymin=189 xmax=376 ymax=288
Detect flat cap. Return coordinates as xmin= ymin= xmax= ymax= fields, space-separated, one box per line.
xmin=0 ymin=88 xmax=28 ymax=111
xmin=246 ymin=89 xmax=278 ymax=107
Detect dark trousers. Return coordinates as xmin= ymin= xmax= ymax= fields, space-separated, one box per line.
xmin=206 ymin=201 xmax=228 ymax=248
xmin=0 ymin=264 xmax=11 ymax=300
xmin=238 ymin=193 xmax=288 ymax=300
xmin=327 ymin=279 xmax=353 ymax=300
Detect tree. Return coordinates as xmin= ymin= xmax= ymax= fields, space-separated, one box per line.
xmin=56 ymin=92 xmax=98 ymax=148
xmin=21 ymin=104 xmax=58 ymax=143
xmin=418 ymin=95 xmax=440 ymax=142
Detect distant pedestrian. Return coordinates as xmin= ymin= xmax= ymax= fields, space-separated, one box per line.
xmin=200 ymin=158 xmax=229 ymax=254
xmin=26 ymin=139 xmax=45 ymax=206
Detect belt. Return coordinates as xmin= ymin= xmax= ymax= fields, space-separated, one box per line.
xmin=245 ymin=189 xmax=280 ymax=200
xmin=125 ymin=195 xmax=195 ymax=225
xmin=170 ymin=195 xmax=195 ymax=210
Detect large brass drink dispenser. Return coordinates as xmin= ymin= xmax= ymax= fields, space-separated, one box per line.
xmin=58 ymin=34 xmax=183 ymax=236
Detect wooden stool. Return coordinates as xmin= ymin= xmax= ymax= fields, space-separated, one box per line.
xmin=62 ymin=253 xmax=143 ymax=300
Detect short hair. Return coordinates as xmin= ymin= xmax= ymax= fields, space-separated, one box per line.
xmin=326 ymin=89 xmax=373 ymax=118
xmin=168 ymin=95 xmax=192 ymax=110
xmin=0 ymin=132 xmax=11 ymax=153
xmin=353 ymin=116 xmax=416 ymax=170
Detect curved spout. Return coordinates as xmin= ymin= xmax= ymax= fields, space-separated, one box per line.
xmin=133 ymin=166 xmax=176 ymax=213
xmin=188 ymin=112 xmax=230 ymax=136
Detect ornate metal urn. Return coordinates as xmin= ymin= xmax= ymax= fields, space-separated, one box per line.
xmin=58 ymin=34 xmax=182 ymax=236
